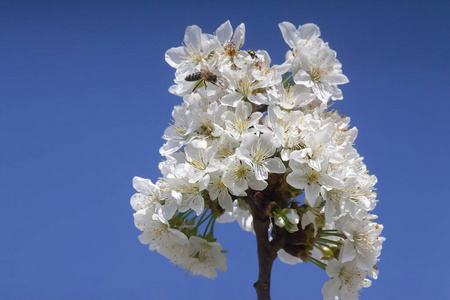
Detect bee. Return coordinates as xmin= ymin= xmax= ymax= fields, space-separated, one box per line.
xmin=247 ymin=49 xmax=257 ymax=59
xmin=185 ymin=69 xmax=219 ymax=93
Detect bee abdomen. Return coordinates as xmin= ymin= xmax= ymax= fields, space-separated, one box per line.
xmin=185 ymin=72 xmax=202 ymax=82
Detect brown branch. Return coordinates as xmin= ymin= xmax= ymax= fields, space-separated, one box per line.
xmin=252 ymin=213 xmax=276 ymax=300
xmin=244 ymin=194 xmax=283 ymax=300
xmin=241 ymin=177 xmax=313 ymax=299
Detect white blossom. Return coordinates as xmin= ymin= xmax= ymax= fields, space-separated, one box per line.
xmin=337 ymin=215 xmax=385 ymax=271
xmin=132 ymin=22 xmax=384 ymax=294
xmin=184 ymin=236 xmax=227 ymax=279
xmin=222 ymin=155 xmax=267 ymax=196
xmin=236 ymin=133 xmax=286 ymax=181
xmin=322 ymin=260 xmax=372 ymax=300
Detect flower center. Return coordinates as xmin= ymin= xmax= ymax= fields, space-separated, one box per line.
xmin=183 ymin=41 xmax=204 ymax=64
xmin=306 ymin=170 xmax=320 ymax=185
xmin=309 ymin=68 xmax=327 ymax=83
xmin=234 ymin=164 xmax=249 ymax=179
xmin=251 ymin=144 xmax=270 ymax=164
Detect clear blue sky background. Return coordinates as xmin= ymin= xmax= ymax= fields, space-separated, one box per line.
xmin=1 ymin=1 xmax=449 ymax=299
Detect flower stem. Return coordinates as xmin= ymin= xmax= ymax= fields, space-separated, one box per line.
xmin=317 ymin=237 xmax=342 ymax=246
xmin=191 ymin=211 xmax=212 ymax=234
xmin=320 ymin=232 xmax=343 ymax=237
xmin=283 ymin=74 xmax=293 ymax=84
xmin=307 ymin=256 xmax=327 ymax=270
xmin=179 ymin=210 xmax=194 ymax=220
xmin=203 ymin=215 xmax=214 ymax=237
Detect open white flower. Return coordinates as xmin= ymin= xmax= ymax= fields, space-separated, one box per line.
xmin=207 ymin=167 xmax=233 ymax=212
xmin=274 ymin=84 xmax=316 ymax=110
xmin=215 ymin=20 xmax=245 ymax=63
xmin=222 ymin=100 xmax=262 ymax=140
xmin=293 ymin=47 xmax=349 ymax=102
xmin=322 ymin=260 xmax=371 ymax=300
xmin=136 ymin=214 xmax=190 ymax=265
xmin=165 ymin=25 xmax=219 ymax=73
xmin=236 ymin=133 xmax=286 ymax=181
xmin=287 ymin=159 xmax=344 ymax=207
xmin=130 ymin=176 xmax=160 ymax=211
xmin=164 ymin=165 xmax=209 ymax=215
xmin=185 ymin=236 xmax=227 ymax=279
xmin=279 ymin=22 xmax=322 ymax=51
xmin=220 ymin=68 xmax=271 ymax=106
xmin=160 ymin=102 xmax=199 ymax=156
xmin=222 ymin=155 xmax=267 ymax=196
xmin=185 ymin=143 xmax=220 ymax=183
xmin=337 ymin=216 xmax=384 ymax=271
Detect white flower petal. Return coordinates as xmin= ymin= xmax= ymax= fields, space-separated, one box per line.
xmin=298 ymin=23 xmax=321 ymax=40
xmin=339 ymin=240 xmax=356 ymax=263
xmin=266 ymin=157 xmax=286 ymax=174
xmin=278 ymin=21 xmax=298 ymax=48
xmin=232 ymin=23 xmax=245 ymax=48
xmin=277 ymin=249 xmax=302 ymax=265
xmin=286 ymin=172 xmax=308 ymax=190
xmin=218 ymin=190 xmax=233 ymax=212
xmin=221 ymin=92 xmax=243 ymax=106
xmin=165 ymin=46 xmax=187 ymax=68
xmin=184 ymin=25 xmax=202 ymax=49
xmin=305 ymin=184 xmax=320 ymax=206
xmin=133 ymin=177 xmax=155 ymax=195
xmin=216 ymin=20 xmax=233 ymax=44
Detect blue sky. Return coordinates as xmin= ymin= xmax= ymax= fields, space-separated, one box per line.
xmin=1 ymin=0 xmax=449 ymax=299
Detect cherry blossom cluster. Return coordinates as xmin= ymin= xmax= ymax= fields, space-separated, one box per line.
xmin=131 ymin=21 xmax=384 ymax=299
